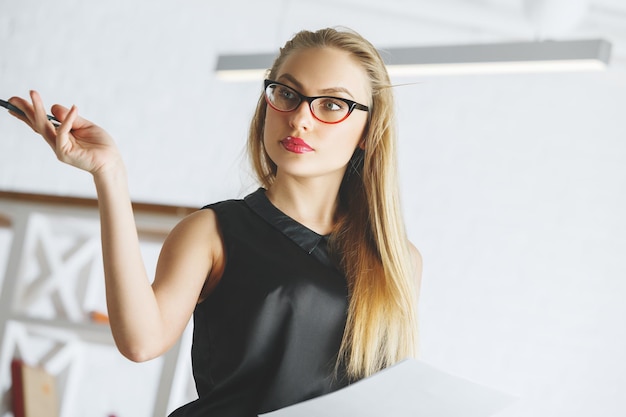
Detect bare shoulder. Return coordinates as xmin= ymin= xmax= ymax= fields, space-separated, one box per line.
xmin=168 ymin=207 xmax=221 ymax=241
xmin=162 ymin=208 xmax=224 ymax=269
xmin=160 ymin=208 xmax=221 ymax=254
xmin=153 ymin=208 xmax=224 ymax=301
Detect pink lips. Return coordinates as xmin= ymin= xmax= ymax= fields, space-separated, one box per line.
xmin=280 ymin=136 xmax=314 ymax=154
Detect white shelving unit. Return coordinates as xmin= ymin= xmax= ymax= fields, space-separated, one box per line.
xmin=0 ymin=193 xmax=198 ymax=417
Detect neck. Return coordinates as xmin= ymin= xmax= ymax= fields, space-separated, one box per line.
xmin=265 ymin=175 xmax=343 ymax=235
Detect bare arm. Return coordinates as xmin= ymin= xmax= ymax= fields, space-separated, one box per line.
xmin=7 ymin=91 xmax=217 ymax=361
xmin=94 ymin=170 xmax=219 ymax=361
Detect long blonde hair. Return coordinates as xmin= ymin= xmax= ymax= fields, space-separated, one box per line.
xmin=247 ymin=27 xmax=418 ymax=379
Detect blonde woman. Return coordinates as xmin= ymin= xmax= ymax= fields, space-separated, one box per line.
xmin=7 ymin=27 xmax=421 ymax=417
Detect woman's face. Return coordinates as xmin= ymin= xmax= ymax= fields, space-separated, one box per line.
xmin=263 ymin=47 xmax=370 ymax=184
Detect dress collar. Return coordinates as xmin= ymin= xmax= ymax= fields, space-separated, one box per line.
xmin=244 ymin=188 xmax=334 ymax=269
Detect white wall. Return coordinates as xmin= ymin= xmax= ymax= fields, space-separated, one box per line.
xmin=398 ymin=71 xmax=626 ymax=416
xmin=1 ymin=1 xmax=625 ymax=416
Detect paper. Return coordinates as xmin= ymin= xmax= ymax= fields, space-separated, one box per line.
xmin=260 ymin=359 xmax=516 ymax=417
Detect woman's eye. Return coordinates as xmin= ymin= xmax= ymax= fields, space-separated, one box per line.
xmin=320 ymin=99 xmax=345 ymax=112
xmin=278 ymin=87 xmax=296 ymax=100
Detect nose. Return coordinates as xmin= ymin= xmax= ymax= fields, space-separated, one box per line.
xmin=288 ymin=100 xmax=314 ymax=130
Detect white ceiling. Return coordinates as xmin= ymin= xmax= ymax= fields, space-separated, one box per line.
xmin=214 ymin=0 xmax=626 ymax=71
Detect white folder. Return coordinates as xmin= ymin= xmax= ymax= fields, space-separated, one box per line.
xmin=260 ymin=359 xmax=516 ymax=417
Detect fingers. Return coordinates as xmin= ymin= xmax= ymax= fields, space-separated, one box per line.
xmin=9 ymin=92 xmax=76 ymax=130
xmin=30 ymin=90 xmax=58 ymax=139
xmin=8 ymin=91 xmax=73 ymax=151
xmin=54 ymin=105 xmax=78 ymax=152
xmin=8 ymin=94 xmax=57 ymax=149
xmin=51 ymin=103 xmax=87 ymax=130
xmin=7 ymin=96 xmax=34 ymax=126
xmin=50 ymin=103 xmax=71 ymax=122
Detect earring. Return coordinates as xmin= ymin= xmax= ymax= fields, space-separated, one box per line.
xmin=346 ymin=148 xmax=364 ymax=180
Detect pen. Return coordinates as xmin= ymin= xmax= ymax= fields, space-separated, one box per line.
xmin=1 ymin=98 xmax=61 ymax=127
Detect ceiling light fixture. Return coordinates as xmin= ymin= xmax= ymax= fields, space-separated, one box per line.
xmin=215 ymin=38 xmax=611 ymax=81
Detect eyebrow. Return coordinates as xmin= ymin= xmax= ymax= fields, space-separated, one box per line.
xmin=277 ymin=73 xmax=356 ymax=99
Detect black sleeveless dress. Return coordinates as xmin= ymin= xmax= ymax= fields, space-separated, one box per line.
xmin=168 ymin=188 xmax=350 ymax=417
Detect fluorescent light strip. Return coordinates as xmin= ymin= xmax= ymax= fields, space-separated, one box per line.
xmin=386 ymin=59 xmax=609 ymax=77
xmin=215 ymin=39 xmax=611 ymax=80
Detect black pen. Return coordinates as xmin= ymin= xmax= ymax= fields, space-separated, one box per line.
xmin=1 ymin=98 xmax=61 ymax=127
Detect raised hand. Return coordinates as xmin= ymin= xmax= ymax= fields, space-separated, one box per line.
xmin=7 ymin=91 xmax=123 ymax=176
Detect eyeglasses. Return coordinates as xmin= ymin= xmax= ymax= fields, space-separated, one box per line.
xmin=264 ymin=80 xmax=369 ymax=124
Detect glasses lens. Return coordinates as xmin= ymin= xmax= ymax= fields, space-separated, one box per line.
xmin=311 ymin=98 xmax=349 ymax=123
xmin=266 ymin=83 xmax=300 ymax=112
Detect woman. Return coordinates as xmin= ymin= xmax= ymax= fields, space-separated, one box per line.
xmin=8 ymin=27 xmax=421 ymax=416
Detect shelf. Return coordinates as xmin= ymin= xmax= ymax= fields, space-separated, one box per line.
xmin=9 ymin=314 xmax=114 ymax=345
